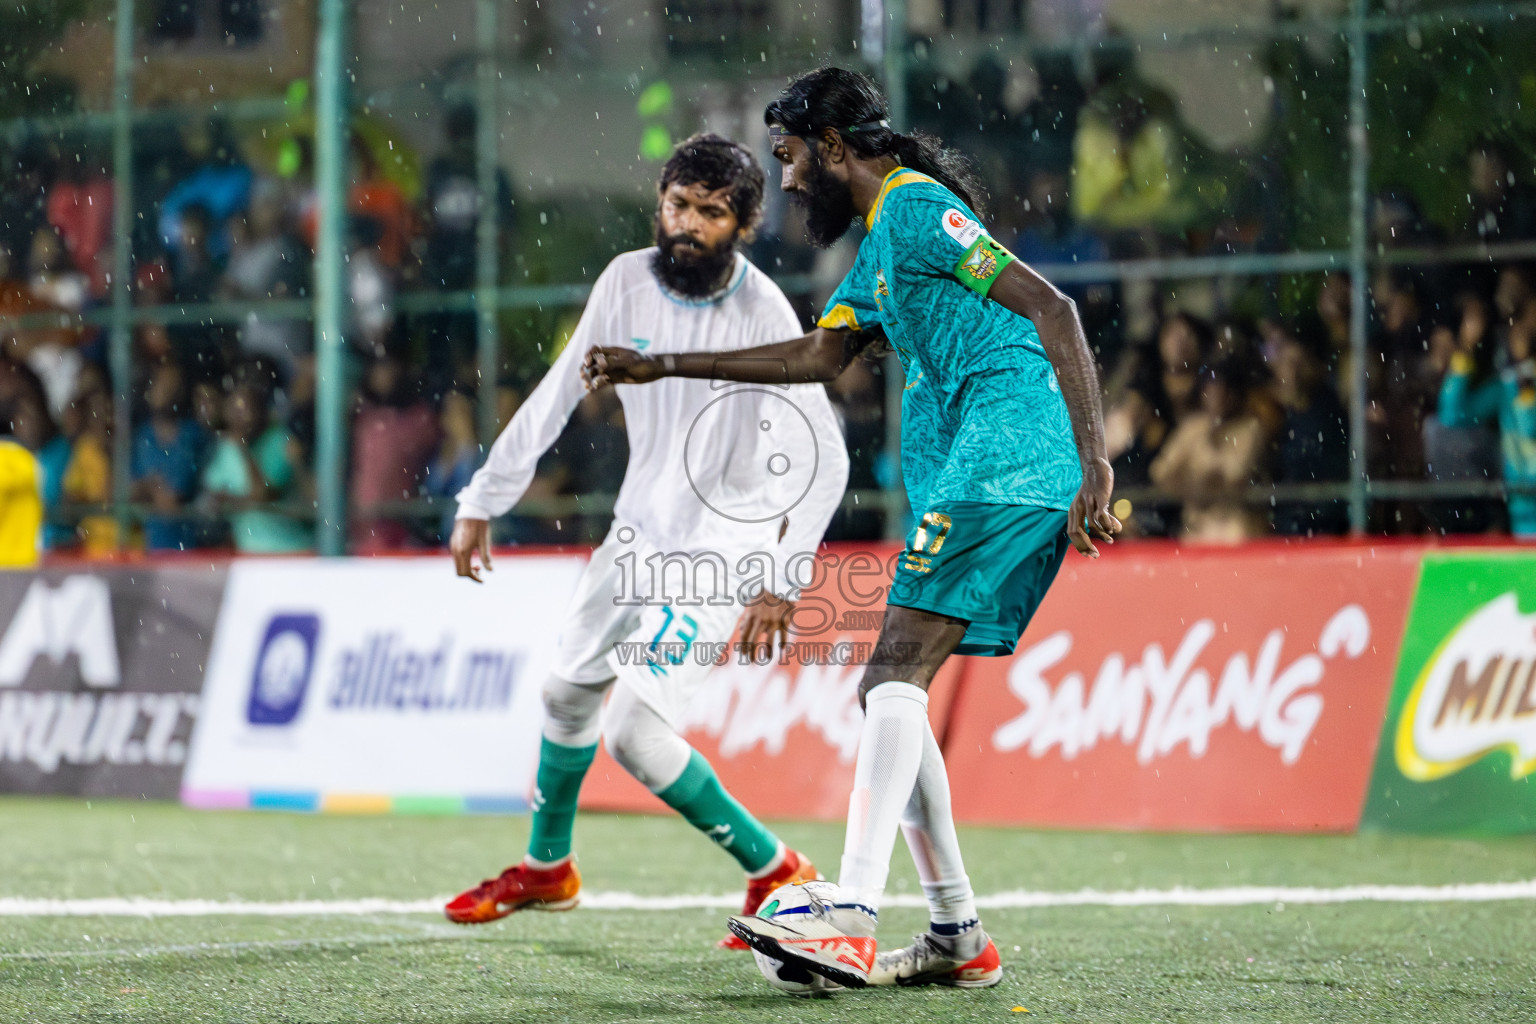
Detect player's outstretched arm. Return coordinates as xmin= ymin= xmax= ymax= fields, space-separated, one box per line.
xmin=988 ymin=261 xmax=1122 ymax=557
xmin=581 ymin=327 xmax=878 ymax=389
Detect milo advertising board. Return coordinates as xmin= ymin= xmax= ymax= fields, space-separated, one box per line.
xmin=1362 ymin=552 xmax=1536 ymax=833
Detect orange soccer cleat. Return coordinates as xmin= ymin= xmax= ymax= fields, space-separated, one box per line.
xmin=443 ymin=859 xmax=582 ymax=924
xmin=717 ymin=847 xmax=821 ymax=950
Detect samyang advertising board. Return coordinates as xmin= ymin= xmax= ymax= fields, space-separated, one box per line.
xmin=183 ymin=555 xmax=586 ymax=812
xmin=942 ymin=544 xmax=1422 ymax=831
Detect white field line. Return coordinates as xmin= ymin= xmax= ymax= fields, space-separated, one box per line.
xmin=4 ymin=880 xmax=1536 ymax=918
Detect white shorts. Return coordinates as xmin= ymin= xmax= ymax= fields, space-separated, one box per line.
xmin=551 ymin=530 xmax=745 ymax=726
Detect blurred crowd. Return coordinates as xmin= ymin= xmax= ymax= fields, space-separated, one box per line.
xmin=1100 ymin=262 xmax=1536 ymax=543
xmin=0 ymin=105 xmax=565 ymax=556
xmin=1 ymin=47 xmax=1534 ymax=556
xmin=905 ymin=47 xmax=1536 ymax=542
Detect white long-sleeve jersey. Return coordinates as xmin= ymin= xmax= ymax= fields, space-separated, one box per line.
xmin=456 ymin=249 xmax=849 ymax=598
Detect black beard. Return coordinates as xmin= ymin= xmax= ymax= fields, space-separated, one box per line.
xmin=650 ymin=228 xmax=737 ymax=298
xmin=791 ymin=151 xmax=858 ymax=248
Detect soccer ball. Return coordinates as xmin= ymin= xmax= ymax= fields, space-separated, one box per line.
xmin=749 ymin=881 xmax=843 ymax=997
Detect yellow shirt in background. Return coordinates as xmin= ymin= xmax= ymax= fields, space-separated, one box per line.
xmin=0 ymin=439 xmax=42 ymax=567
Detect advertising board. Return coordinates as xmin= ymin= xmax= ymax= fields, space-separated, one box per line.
xmin=941 ymin=545 xmax=1421 ymax=831
xmin=182 ymin=555 xmax=586 ymax=812
xmin=0 ymin=567 xmax=220 ymax=798
xmin=1361 ymin=551 xmax=1536 ymax=833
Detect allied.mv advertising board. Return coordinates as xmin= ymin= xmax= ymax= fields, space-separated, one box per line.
xmin=182 ymin=555 xmax=586 ymax=812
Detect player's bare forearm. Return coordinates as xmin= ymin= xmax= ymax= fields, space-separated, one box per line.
xmin=582 ymin=327 xmax=876 ymax=388
xmin=989 ymin=262 xmax=1108 ymax=468
xmin=990 ymin=260 xmax=1120 ymax=553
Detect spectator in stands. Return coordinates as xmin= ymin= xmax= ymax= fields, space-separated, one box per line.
xmin=1371 ymin=188 xmax=1439 ymax=250
xmin=349 ymin=353 xmax=437 ymax=552
xmin=1373 ymin=187 xmax=1457 ymax=313
xmin=904 ymin=40 xmax=979 ymax=140
xmin=425 ymin=388 xmax=482 ymax=544
xmin=45 ymin=141 xmax=113 ymax=299
xmin=1102 ymin=343 xmax=1175 ymax=537
xmin=1264 ymin=319 xmax=1351 ymax=536
xmin=26 ymin=224 xmax=89 ymax=314
xmin=190 ymin=377 xmax=224 ymax=438
xmin=60 ymin=375 xmax=117 ymax=554
xmin=1495 ymin=263 xmax=1535 ymax=327
xmin=1439 ymin=292 xmax=1536 ymax=536
xmin=1103 ymin=313 xmax=1213 ymax=536
xmin=346 ymin=217 xmax=395 ymax=359
xmin=132 ymin=361 xmax=207 ymax=551
xmin=420 ymin=104 xmax=515 ymax=383
xmin=1150 ymin=358 xmax=1269 ymax=543
xmin=1367 ymin=267 xmax=1439 ymax=487
xmin=1156 ymin=311 xmax=1211 ymax=428
xmin=133 ymin=260 xmax=176 ymax=366
xmin=0 ymin=407 xmax=43 ymax=566
xmin=300 ymin=137 xmax=415 ymax=271
xmin=157 ymin=119 xmax=252 ymax=268
xmin=220 ymin=181 xmax=309 ymax=380
xmin=1215 ymin=319 xmax=1284 ymax=440
xmin=1422 ymin=288 xmax=1505 ymax=534
xmin=3 ymin=363 xmax=70 ymax=549
xmin=346 ymin=138 xmax=414 ymax=271
xmin=1017 ymin=52 xmax=1087 ymax=177
xmin=167 ymin=204 xmax=229 ymax=378
xmin=0 ymin=142 xmax=52 ymax=263
xmin=19 ymin=226 xmax=88 ymax=419
xmin=168 ymin=203 xmax=222 ymax=304
xmin=422 ymin=104 xmax=514 ymax=293
xmin=1315 ymin=272 xmax=1354 ymax=402
xmin=200 ymin=379 xmax=310 ymax=553
xmin=281 ymin=355 xmax=316 ymax=498
xmin=1071 ymin=68 xmax=1201 ymax=245
xmin=1010 ymin=168 xmax=1109 ymax=276
xmin=1465 ymin=136 xmax=1536 ymax=244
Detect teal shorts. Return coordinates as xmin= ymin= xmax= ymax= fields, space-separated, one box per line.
xmin=887 ymin=502 xmax=1070 ymax=657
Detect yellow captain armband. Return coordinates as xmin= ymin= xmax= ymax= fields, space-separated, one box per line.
xmin=1448 ymin=351 xmax=1476 ymax=376
xmin=954 ymin=235 xmax=1017 ymax=298
xmin=817 ymin=303 xmax=862 ymax=331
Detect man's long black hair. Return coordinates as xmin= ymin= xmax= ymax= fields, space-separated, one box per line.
xmin=765 ymin=67 xmax=989 ymax=219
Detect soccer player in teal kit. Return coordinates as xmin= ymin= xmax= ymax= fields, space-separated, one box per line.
xmin=584 ymin=67 xmax=1120 ymax=990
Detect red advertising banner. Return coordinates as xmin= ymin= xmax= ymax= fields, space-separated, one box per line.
xmin=943 ymin=543 xmax=1422 ymax=831
xmin=581 ymin=543 xmax=962 ymax=820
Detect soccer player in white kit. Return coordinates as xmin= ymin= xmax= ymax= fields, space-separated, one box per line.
xmin=443 ymin=134 xmax=848 ymax=948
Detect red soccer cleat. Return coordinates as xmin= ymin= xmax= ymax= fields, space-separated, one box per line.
xmin=443 ymin=859 xmax=582 ymax=924
xmin=717 ymin=847 xmax=821 ymax=950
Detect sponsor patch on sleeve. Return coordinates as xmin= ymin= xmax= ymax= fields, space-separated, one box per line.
xmin=953 ymin=235 xmax=1017 ymax=297
xmin=940 ymin=208 xmax=983 ymax=248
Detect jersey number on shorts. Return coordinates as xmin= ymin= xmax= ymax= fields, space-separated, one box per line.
xmin=903 ymin=512 xmax=952 ymax=573
xmin=645 ymin=605 xmax=699 ymax=676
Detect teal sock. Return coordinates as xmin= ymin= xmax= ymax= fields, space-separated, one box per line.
xmin=526 ymin=737 xmax=598 ymax=863
xmin=656 ymin=750 xmax=780 ymax=873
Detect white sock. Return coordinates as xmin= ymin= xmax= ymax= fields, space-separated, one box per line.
xmin=837 ymin=681 xmax=929 ymax=914
xmin=901 ymin=723 xmax=980 ymax=940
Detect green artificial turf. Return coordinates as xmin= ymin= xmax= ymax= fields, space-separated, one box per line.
xmin=2 ymin=797 xmax=1534 ymax=1022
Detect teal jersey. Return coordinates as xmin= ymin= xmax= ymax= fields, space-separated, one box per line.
xmin=819 ymin=168 xmax=1081 ymax=513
